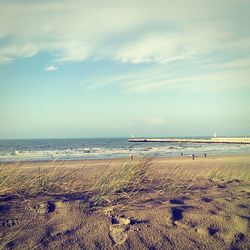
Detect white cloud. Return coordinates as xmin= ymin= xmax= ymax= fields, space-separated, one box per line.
xmin=0 ymin=44 xmax=38 ymax=64
xmin=114 ymin=29 xmax=224 ymax=64
xmin=0 ymin=0 xmax=249 ymax=66
xmin=45 ymin=65 xmax=58 ymax=71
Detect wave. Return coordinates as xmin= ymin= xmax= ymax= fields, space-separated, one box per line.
xmin=0 ymin=143 xmax=250 ymax=162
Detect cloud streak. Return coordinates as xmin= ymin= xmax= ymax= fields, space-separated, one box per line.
xmin=86 ymin=56 xmax=250 ymax=93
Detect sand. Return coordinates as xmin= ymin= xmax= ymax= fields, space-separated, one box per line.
xmin=0 ymin=154 xmax=250 ymax=249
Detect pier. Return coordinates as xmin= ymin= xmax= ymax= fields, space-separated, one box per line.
xmin=128 ymin=137 xmax=250 ymax=144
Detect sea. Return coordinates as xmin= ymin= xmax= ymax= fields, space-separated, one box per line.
xmin=0 ymin=137 xmax=250 ymax=162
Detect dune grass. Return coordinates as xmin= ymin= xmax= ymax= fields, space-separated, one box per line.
xmin=205 ymin=165 xmax=250 ymax=183
xmin=0 ymin=160 xmax=88 ymax=196
xmin=0 ymin=156 xmax=157 ymax=207
xmin=0 ymin=156 xmax=249 ymax=206
xmin=88 ymin=156 xmax=154 ymax=206
xmin=0 ymin=162 xmax=23 ymax=194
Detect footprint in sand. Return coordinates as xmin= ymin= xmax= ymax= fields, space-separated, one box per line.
xmin=1 ymin=219 xmax=21 ymax=228
xmin=0 ymin=204 xmax=10 ymax=214
xmin=170 ymin=198 xmax=185 ymax=205
xmin=201 ymin=197 xmax=213 ymax=203
xmin=109 ymin=215 xmax=130 ymax=245
xmin=209 ymin=210 xmax=217 ymax=215
xmin=208 ymin=226 xmax=219 ymax=236
xmin=171 ymin=207 xmax=183 ymax=223
xmin=32 ymin=201 xmax=56 ymax=215
xmin=237 ymin=204 xmax=248 ymax=209
xmin=171 ymin=205 xmax=194 ymax=226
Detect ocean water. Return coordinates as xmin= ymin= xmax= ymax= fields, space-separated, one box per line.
xmin=0 ymin=138 xmax=250 ymax=162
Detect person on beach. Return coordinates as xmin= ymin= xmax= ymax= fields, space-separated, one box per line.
xmin=129 ymin=147 xmax=133 ymax=160
xmin=181 ymin=152 xmax=183 ymax=156
xmin=204 ymin=153 xmax=207 ymax=157
xmin=192 ymin=154 xmax=195 ymax=160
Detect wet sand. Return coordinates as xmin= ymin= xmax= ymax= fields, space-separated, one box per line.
xmin=0 ymin=154 xmax=250 ymax=249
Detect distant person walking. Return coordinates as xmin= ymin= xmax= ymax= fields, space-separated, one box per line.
xmin=192 ymin=154 xmax=195 ymax=160
xmin=204 ymin=153 xmax=207 ymax=157
xmin=129 ymin=147 xmax=134 ymax=161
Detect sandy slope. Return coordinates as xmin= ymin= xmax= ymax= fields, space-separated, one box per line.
xmin=0 ymin=154 xmax=250 ymax=249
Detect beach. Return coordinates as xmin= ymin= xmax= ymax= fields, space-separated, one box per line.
xmin=0 ymin=154 xmax=250 ymax=249
xmin=1 ymin=0 xmax=250 ymax=249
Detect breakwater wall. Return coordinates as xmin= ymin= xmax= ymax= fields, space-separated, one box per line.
xmin=128 ymin=138 xmax=250 ymax=144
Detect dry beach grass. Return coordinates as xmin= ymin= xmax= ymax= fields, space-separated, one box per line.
xmin=0 ymin=154 xmax=250 ymax=249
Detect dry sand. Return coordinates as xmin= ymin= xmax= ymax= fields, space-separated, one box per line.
xmin=0 ymin=154 xmax=250 ymax=249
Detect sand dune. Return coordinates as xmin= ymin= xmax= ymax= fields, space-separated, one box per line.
xmin=0 ymin=154 xmax=250 ymax=249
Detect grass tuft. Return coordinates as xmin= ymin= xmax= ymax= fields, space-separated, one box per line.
xmin=88 ymin=156 xmax=154 ymax=206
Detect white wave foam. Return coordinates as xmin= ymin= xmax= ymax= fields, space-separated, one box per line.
xmin=0 ymin=143 xmax=250 ymax=162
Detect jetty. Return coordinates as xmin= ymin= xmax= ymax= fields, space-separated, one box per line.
xmin=128 ymin=137 xmax=250 ymax=144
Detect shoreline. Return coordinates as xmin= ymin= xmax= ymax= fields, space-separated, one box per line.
xmin=1 ymin=152 xmax=250 ymax=165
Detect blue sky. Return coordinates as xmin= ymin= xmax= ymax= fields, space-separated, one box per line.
xmin=0 ymin=0 xmax=250 ymax=139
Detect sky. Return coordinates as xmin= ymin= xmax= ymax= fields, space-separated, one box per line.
xmin=0 ymin=0 xmax=250 ymax=139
